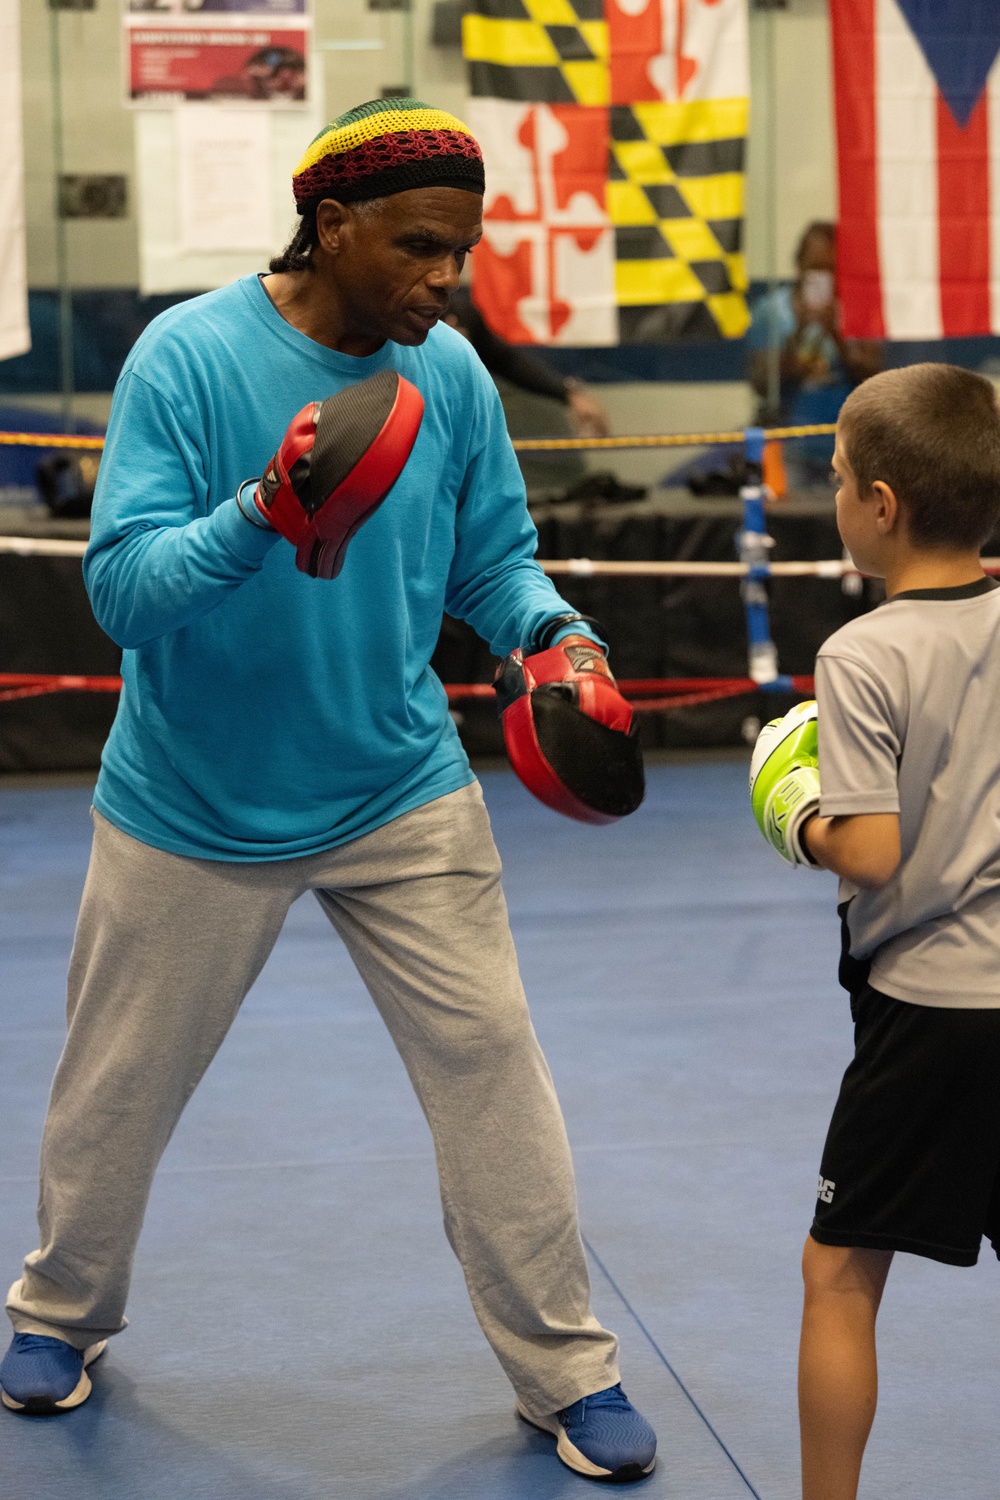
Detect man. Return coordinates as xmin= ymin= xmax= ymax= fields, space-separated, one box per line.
xmin=0 ymin=100 xmax=656 ymax=1483
xmin=443 ymin=282 xmax=610 ymax=496
xmin=748 ymin=222 xmax=883 ymax=489
xmin=444 ymin=284 xmax=611 ymax=438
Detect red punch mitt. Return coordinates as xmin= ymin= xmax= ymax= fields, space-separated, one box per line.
xmin=253 ymin=369 xmax=424 ymax=579
xmin=494 ymin=617 xmax=645 ymax=824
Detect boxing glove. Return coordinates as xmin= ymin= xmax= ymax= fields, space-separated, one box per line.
xmin=251 ymin=368 xmax=424 ymax=579
xmin=749 ymin=699 xmax=821 ymax=866
xmin=495 ymin=621 xmax=644 ymax=824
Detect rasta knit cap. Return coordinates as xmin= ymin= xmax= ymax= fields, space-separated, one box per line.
xmin=292 ymin=98 xmax=485 ymax=210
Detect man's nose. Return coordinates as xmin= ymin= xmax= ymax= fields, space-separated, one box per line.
xmin=427 ymin=256 xmax=462 ymax=291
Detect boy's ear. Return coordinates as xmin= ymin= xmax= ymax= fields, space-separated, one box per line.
xmin=871 ymin=479 xmax=900 ymax=535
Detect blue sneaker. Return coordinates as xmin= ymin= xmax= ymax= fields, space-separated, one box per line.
xmin=0 ymin=1334 xmax=107 ymax=1415
xmin=518 ymin=1382 xmax=657 ymax=1482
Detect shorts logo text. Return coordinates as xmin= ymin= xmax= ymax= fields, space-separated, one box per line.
xmin=817 ymin=1176 xmax=835 ymax=1204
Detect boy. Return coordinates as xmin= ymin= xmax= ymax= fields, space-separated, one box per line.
xmin=749 ymin=363 xmax=1000 ymax=1500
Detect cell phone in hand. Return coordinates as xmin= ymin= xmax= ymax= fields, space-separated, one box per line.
xmin=800 ymin=269 xmax=835 ymax=312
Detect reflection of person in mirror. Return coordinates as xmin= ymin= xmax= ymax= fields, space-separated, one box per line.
xmin=748 ymin=223 xmax=883 ymax=488
xmin=211 ymin=45 xmax=305 ymax=101
xmin=444 ymin=285 xmax=610 ymax=439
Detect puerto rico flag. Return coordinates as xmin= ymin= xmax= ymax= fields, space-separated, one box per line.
xmin=831 ymin=0 xmax=1000 ymax=338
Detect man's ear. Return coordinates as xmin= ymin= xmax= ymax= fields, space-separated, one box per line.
xmin=315 ymin=199 xmax=350 ymax=257
xmin=871 ymin=479 xmax=900 ymax=535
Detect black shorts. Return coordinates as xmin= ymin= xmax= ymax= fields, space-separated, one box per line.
xmin=811 ymin=983 xmax=1000 ymax=1267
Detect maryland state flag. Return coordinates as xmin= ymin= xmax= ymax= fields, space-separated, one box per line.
xmin=462 ymin=0 xmax=749 ymax=346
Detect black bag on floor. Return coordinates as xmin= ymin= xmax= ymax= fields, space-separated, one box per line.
xmin=36 ymin=455 xmax=96 ymax=519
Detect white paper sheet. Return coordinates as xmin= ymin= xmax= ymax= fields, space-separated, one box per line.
xmin=177 ymin=107 xmax=273 ymax=253
xmin=0 ymin=0 xmax=30 ymax=361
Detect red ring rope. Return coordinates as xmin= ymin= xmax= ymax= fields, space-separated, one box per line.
xmin=0 ymin=673 xmax=814 ymax=708
xmin=0 ymin=673 xmax=124 ymax=702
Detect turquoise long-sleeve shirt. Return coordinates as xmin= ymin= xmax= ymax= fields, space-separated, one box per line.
xmin=86 ymin=274 xmax=588 ymax=860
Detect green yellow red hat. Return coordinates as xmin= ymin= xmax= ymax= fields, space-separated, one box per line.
xmin=292 ymin=98 xmax=484 ymax=209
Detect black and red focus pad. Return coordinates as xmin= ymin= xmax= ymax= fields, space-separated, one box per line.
xmin=494 ymin=637 xmax=645 ymax=824
xmin=255 ymin=369 xmax=424 ymax=579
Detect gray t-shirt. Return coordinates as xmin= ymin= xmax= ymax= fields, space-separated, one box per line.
xmin=816 ymin=577 xmax=1000 ymax=1008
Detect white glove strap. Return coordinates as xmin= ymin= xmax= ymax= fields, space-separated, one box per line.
xmin=786 ymin=792 xmax=822 ymax=867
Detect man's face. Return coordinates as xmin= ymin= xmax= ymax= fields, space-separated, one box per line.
xmin=320 ymin=187 xmax=483 ymax=347
xmin=797 ymin=230 xmax=835 ymax=275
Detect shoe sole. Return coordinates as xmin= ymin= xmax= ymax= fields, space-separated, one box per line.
xmin=516 ymin=1402 xmax=655 ymax=1484
xmin=1 ymin=1340 xmax=107 ymax=1416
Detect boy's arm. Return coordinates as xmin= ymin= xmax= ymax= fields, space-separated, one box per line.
xmin=803 ymin=812 xmax=900 ymax=889
xmin=807 ymin=652 xmax=902 ymax=889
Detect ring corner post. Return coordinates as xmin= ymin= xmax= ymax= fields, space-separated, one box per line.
xmin=738 ymin=426 xmax=783 ymax=689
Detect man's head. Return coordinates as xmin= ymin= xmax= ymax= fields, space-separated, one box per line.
xmin=833 ymin=363 xmax=1000 ymax=569
xmin=270 ymin=99 xmax=485 ymax=348
xmin=795 ymin=222 xmax=836 ymax=274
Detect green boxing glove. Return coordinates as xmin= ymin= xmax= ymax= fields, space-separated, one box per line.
xmin=749 ymin=699 xmax=821 ymax=867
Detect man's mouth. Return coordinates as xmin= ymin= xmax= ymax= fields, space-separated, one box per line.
xmin=410 ymin=305 xmax=447 ymax=326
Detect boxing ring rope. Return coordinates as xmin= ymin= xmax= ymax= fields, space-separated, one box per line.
xmin=0 ymin=424 xmax=837 ymax=453
xmin=0 ymin=537 xmax=859 ymax=572
xmin=0 ymin=671 xmax=818 ymax=709
xmin=511 ymin=423 xmax=838 ymax=451
xmin=0 ymin=421 xmax=988 ymax=714
xmin=0 ymin=431 xmax=107 ymax=450
xmin=0 ymin=674 xmax=124 ymax=704
xmin=5 ymin=535 xmax=1000 ymax=578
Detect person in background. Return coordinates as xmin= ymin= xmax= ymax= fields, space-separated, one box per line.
xmin=444 ymin=285 xmax=610 ymax=440
xmin=748 ymin=222 xmax=883 ymax=490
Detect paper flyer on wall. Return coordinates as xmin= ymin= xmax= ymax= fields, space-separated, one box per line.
xmin=177 ymin=107 xmax=274 ymax=251
xmin=124 ymin=0 xmax=310 ymax=107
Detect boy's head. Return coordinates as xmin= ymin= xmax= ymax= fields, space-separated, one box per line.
xmin=835 ymin=364 xmax=1000 ymax=561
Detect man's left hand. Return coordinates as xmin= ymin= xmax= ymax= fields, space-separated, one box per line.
xmin=565 ymin=380 xmax=611 ymax=439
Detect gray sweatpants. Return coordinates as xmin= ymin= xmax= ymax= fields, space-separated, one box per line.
xmin=6 ymin=782 xmax=618 ymax=1417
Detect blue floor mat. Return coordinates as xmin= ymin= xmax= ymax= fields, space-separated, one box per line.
xmin=1 ymin=765 xmax=998 ymax=1499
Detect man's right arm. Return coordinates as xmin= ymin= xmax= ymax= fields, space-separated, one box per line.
xmin=84 ymin=371 xmax=280 ymax=649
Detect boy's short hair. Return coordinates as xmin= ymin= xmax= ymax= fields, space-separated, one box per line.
xmin=839 ymin=363 xmax=1000 ymax=549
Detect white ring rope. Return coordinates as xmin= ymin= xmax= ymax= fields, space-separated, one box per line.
xmin=0 ymin=536 xmax=89 ymax=557
xmin=4 ymin=535 xmax=1000 ymax=577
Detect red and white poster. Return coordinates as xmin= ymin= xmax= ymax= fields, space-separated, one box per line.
xmin=126 ymin=18 xmax=309 ymax=105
